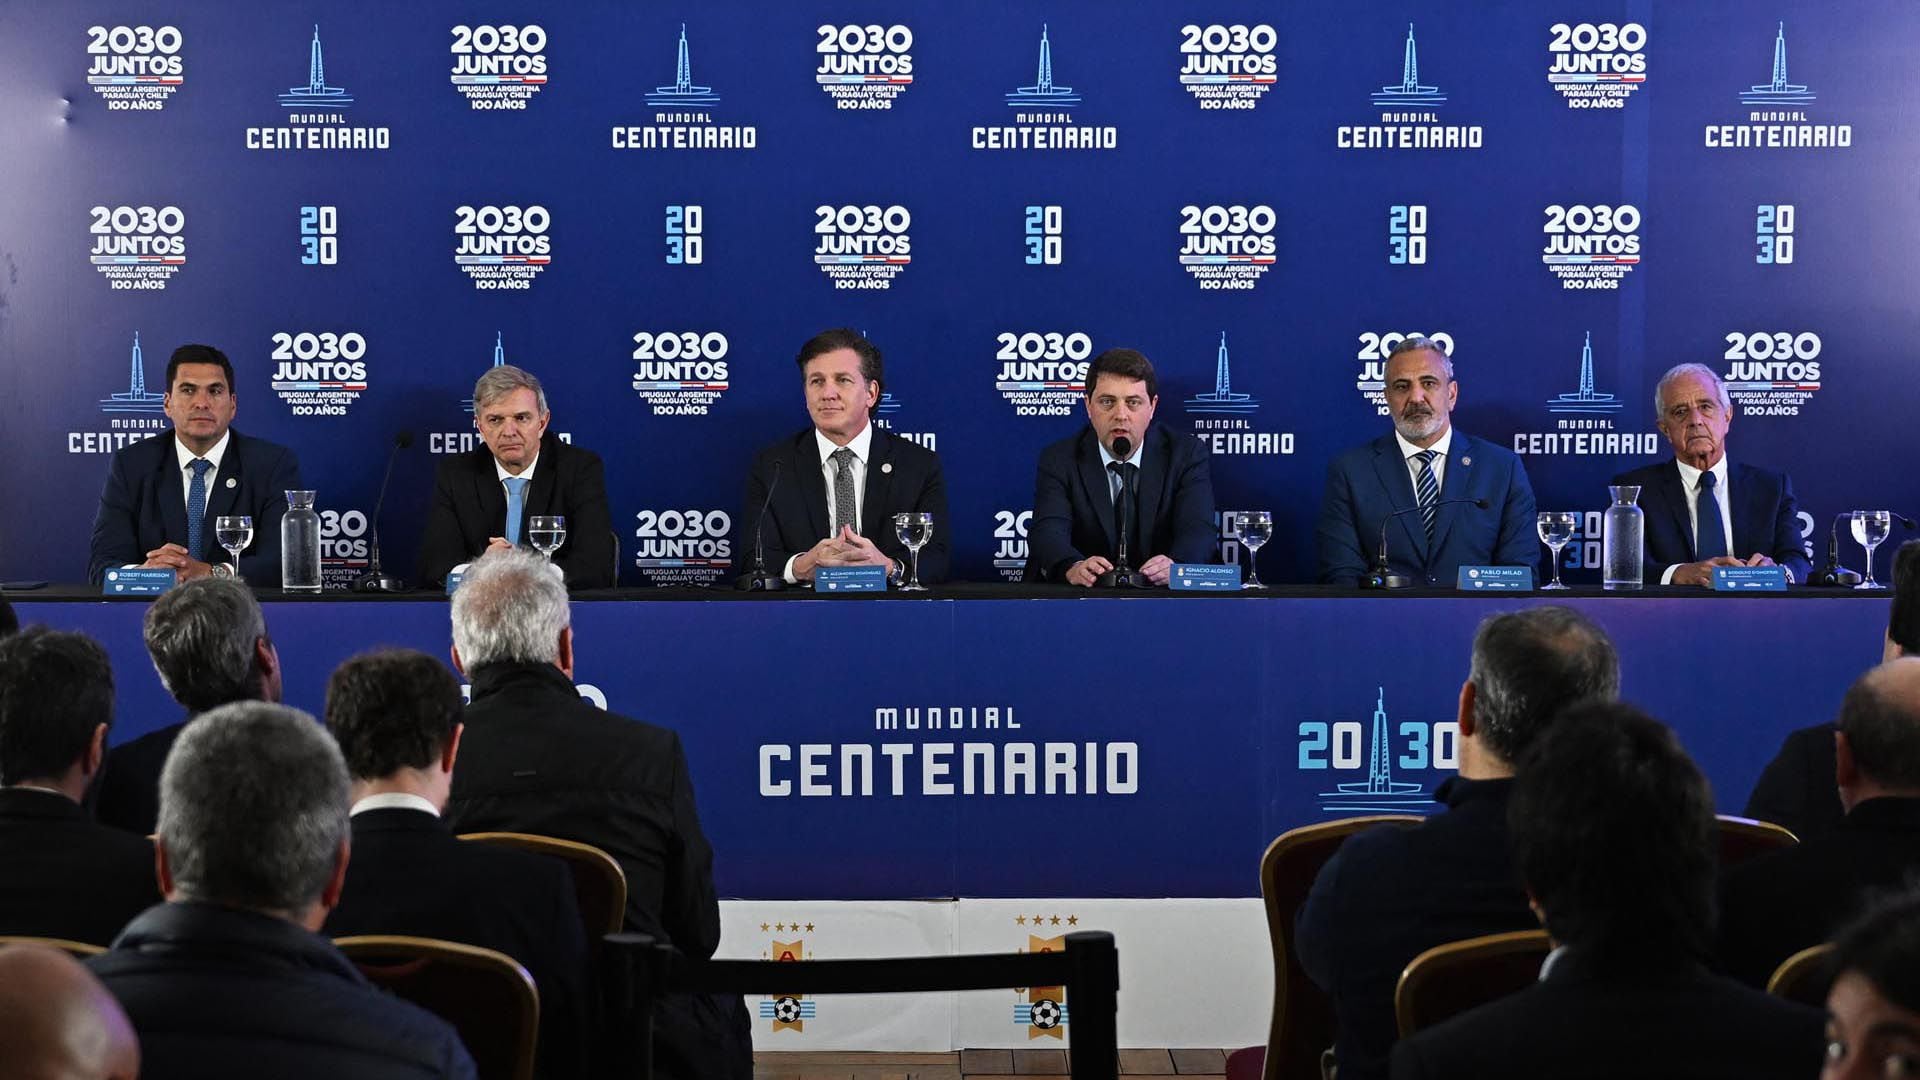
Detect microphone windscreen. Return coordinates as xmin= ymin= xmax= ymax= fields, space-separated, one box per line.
xmin=1112 ymin=436 xmax=1133 ymax=458
xmin=394 ymin=431 xmax=415 ymax=449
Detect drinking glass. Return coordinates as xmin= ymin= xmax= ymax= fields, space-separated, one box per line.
xmin=527 ymin=515 xmax=567 ymax=561
xmin=214 ymin=515 xmax=253 ymax=580
xmin=1854 ymin=510 xmax=1893 ymax=589
xmin=1536 ymin=512 xmax=1578 ymax=590
xmin=1235 ymin=511 xmax=1273 ymax=589
xmin=892 ymin=512 xmax=934 ymax=592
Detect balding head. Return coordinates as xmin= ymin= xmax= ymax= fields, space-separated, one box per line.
xmin=1837 ymin=657 xmax=1920 ymax=809
xmin=0 ymin=945 xmax=139 ymax=1080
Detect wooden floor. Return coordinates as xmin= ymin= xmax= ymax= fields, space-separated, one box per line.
xmin=753 ymin=1048 xmax=1230 ymax=1080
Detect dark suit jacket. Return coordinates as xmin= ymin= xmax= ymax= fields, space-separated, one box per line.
xmin=88 ymin=429 xmax=302 ymax=586
xmin=1295 ymin=778 xmax=1537 ymax=1080
xmin=1318 ymin=431 xmax=1536 ymax=587
xmin=1715 ymin=796 xmax=1920 ymax=987
xmin=89 ymin=719 xmax=188 ymax=837
xmin=1743 ymin=722 xmax=1844 ymax=842
xmin=1025 ymin=425 xmax=1216 ymax=581
xmin=741 ymin=426 xmax=949 ymax=584
xmin=326 ymin=807 xmax=590 ymax=1080
xmin=0 ymin=788 xmax=160 ymax=945
xmin=92 ymin=901 xmax=474 ymax=1080
xmin=445 ymin=662 xmax=749 ymax=1080
xmin=1389 ymin=949 xmax=1824 ymax=1080
xmin=418 ymin=432 xmax=615 ymax=588
xmin=1610 ymin=459 xmax=1812 ymax=582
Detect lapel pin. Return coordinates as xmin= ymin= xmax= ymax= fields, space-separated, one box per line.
xmin=1460 ymin=456 xmax=1472 ymax=467
xmin=881 ymin=462 xmax=892 ymax=474
xmin=225 ymin=477 xmax=237 ymax=488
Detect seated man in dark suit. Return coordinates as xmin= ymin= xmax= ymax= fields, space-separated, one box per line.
xmin=1318 ymin=336 xmax=1535 ymax=586
xmin=741 ymin=328 xmax=948 ymax=586
xmin=1390 ymin=703 xmax=1825 ymax=1080
xmin=0 ymin=628 xmax=160 ymax=945
xmin=324 ymin=648 xmax=590 ymax=1080
xmin=1717 ymin=658 xmax=1920 ymax=986
xmin=88 ymin=343 xmax=301 ymax=587
xmin=1027 ymin=347 xmax=1216 ymax=586
xmin=0 ymin=944 xmax=140 ymax=1080
xmin=1823 ymin=893 xmax=1920 ymax=1078
xmin=88 ymin=701 xmax=475 ymax=1080
xmin=89 ymin=577 xmax=282 ymax=836
xmin=444 ymin=549 xmax=749 ymax=1080
xmin=419 ymin=364 xmax=615 ymax=588
xmin=1610 ymin=362 xmax=1812 ymax=586
xmin=1296 ymin=606 xmax=1619 ymax=1080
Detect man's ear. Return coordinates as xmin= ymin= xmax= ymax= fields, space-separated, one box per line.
xmin=155 ymin=838 xmax=176 ymax=898
xmin=84 ymin=723 xmax=109 ymax=779
xmin=1457 ymin=681 xmax=1477 ymax=739
xmin=450 ymin=644 xmax=467 ymax=679
xmin=556 ymin=626 xmax=575 ymax=680
xmin=1836 ymin=729 xmax=1859 ymax=790
xmin=442 ymin=723 xmax=464 ymax=775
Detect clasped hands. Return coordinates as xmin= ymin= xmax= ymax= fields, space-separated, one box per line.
xmin=1672 ymin=553 xmax=1777 ymax=587
xmin=140 ymin=543 xmax=218 ymax=581
xmin=795 ymin=525 xmax=892 ymax=581
xmin=1064 ymin=553 xmax=1174 ymax=588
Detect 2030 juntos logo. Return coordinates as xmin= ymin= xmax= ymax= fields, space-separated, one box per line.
xmin=994 ymin=332 xmax=1092 ymax=418
xmin=815 ymin=23 xmax=912 ymax=109
xmin=319 ymin=508 xmax=370 ymax=589
xmin=1723 ymin=331 xmax=1822 ymax=417
xmin=270 ymin=332 xmax=368 ymax=417
xmin=991 ymin=510 xmax=1032 ymax=582
xmin=89 ymin=204 xmax=186 ymax=291
xmin=86 ymin=24 xmax=183 ymax=110
xmin=456 ymin=204 xmax=550 ymax=290
xmin=1547 ymin=21 xmax=1646 ymax=109
xmin=1178 ymin=23 xmax=1276 ymax=109
xmin=1179 ymin=204 xmax=1274 ymax=289
xmin=814 ymin=204 xmax=911 ymax=289
xmin=633 ymin=509 xmax=733 ymax=586
xmin=631 ymin=331 xmax=730 ymax=416
xmin=450 ymin=24 xmax=547 ymax=109
xmin=1541 ymin=203 xmax=1640 ymax=290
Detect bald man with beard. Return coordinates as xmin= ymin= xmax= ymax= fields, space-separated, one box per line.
xmin=0 ymin=944 xmax=140 ymax=1080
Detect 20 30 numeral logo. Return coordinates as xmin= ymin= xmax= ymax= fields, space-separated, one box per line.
xmin=300 ymin=206 xmax=338 ymax=266
xmin=1757 ymin=205 xmax=1795 ymax=265
xmin=1389 ymin=205 xmax=1428 ymax=265
xmin=1297 ymin=721 xmax=1458 ymax=771
xmin=1024 ymin=205 xmax=1062 ymax=265
xmin=666 ymin=205 xmax=703 ymax=265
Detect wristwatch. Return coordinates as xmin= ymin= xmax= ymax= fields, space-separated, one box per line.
xmin=886 ymin=557 xmax=904 ymax=585
xmin=209 ymin=563 xmax=235 ymax=580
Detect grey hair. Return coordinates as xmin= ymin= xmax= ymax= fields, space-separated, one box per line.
xmin=1387 ymin=334 xmax=1454 ymax=382
xmin=157 ymin=702 xmax=349 ymax=913
xmin=473 ymin=364 xmax=548 ymax=416
xmin=143 ymin=578 xmax=267 ymax=713
xmin=1467 ymin=606 xmax=1621 ymax=765
xmin=1653 ymin=363 xmax=1730 ymax=419
xmin=450 ymin=548 xmax=570 ymax=670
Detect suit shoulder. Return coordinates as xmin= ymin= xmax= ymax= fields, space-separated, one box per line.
xmin=751 ymin=428 xmax=812 ymax=466
xmin=879 ymin=429 xmax=941 ymax=467
xmin=1037 ymin=429 xmax=1089 ymax=465
xmin=1327 ymin=436 xmax=1388 ymax=473
xmin=549 ymin=437 xmax=604 ymax=470
xmin=1610 ymin=459 xmax=1671 ymax=486
xmin=109 ymin=432 xmax=173 ymax=468
xmin=1457 ymin=433 xmax=1521 ymax=467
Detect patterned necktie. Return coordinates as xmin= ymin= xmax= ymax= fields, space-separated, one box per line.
xmin=186 ymin=458 xmax=213 ymax=561
xmin=1695 ymin=469 xmax=1729 ymax=560
xmin=502 ymin=476 xmax=529 ymax=546
xmin=1414 ymin=450 xmax=1440 ymax=541
xmin=830 ymin=448 xmax=857 ymax=534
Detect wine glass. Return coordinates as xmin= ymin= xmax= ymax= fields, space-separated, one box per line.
xmin=1235 ymin=511 xmax=1273 ymax=589
xmin=1854 ymin=510 xmax=1893 ymax=589
xmin=214 ymin=515 xmax=253 ymax=580
xmin=527 ymin=515 xmax=567 ymax=561
xmin=892 ymin=512 xmax=934 ymax=592
xmin=1536 ymin=512 xmax=1578 ymax=590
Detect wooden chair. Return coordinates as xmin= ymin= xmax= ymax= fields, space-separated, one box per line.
xmin=1254 ymin=815 xmax=1424 ymax=1080
xmin=1715 ymin=815 xmax=1798 ymax=869
xmin=0 ymin=935 xmax=106 ymax=958
xmin=335 ymin=935 xmax=539 ymax=1080
xmin=460 ymin=831 xmax=628 ymax=935
xmin=1767 ymin=943 xmax=1835 ymax=1008
xmin=1394 ymin=929 xmax=1553 ymax=1037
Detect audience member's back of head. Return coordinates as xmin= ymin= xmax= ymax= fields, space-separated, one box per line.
xmin=0 ymin=628 xmax=114 ymax=786
xmin=1511 ymin=701 xmax=1716 ymax=970
xmin=0 ymin=595 xmax=17 ymax=638
xmin=450 ymin=548 xmax=570 ymax=671
xmin=326 ymin=649 xmax=462 ymax=781
xmin=1837 ymin=657 xmax=1920 ymax=795
xmin=158 ymin=701 xmax=348 ymax=915
xmin=143 ymin=577 xmax=270 ymax=712
xmin=0 ymin=944 xmax=139 ymax=1080
xmin=1467 ymin=606 xmax=1620 ymax=765
xmin=1886 ymin=541 xmax=1920 ymax=660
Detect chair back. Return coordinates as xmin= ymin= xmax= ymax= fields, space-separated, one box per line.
xmin=1767 ymin=942 xmax=1835 ymax=1008
xmin=460 ymin=831 xmax=628 ymax=935
xmin=1715 ymin=815 xmax=1799 ymax=869
xmin=1259 ymin=815 xmax=1423 ymax=1080
xmin=0 ymin=935 xmax=105 ymax=958
xmin=335 ymin=935 xmax=539 ymax=1080
xmin=1394 ymin=929 xmax=1552 ymax=1037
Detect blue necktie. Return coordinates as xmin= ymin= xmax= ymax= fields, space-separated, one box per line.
xmin=186 ymin=458 xmax=213 ymax=561
xmin=1414 ymin=450 xmax=1440 ymax=542
xmin=502 ymin=476 xmax=529 ymax=546
xmin=1695 ymin=470 xmax=1729 ymax=560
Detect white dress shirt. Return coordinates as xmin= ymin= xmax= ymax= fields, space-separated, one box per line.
xmin=1661 ymin=456 xmax=1737 ymax=584
xmin=783 ymin=425 xmax=875 ymax=583
xmin=1394 ymin=427 xmax=1453 ymax=497
xmin=174 ymin=430 xmax=231 ymax=514
xmin=1097 ymin=437 xmax=1148 ymax=502
xmin=349 ymin=792 xmax=439 ymax=817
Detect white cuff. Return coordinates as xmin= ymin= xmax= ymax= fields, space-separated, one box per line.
xmin=782 ymin=554 xmax=800 ymax=585
xmin=1660 ymin=564 xmax=1679 ymax=585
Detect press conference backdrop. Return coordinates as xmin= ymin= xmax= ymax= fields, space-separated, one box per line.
xmin=1 ymin=1 xmax=1914 ymax=585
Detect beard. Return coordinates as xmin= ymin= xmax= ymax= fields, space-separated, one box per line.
xmin=1393 ymin=408 xmax=1445 ymax=442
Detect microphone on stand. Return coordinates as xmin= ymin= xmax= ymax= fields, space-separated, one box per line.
xmin=1095 ymin=436 xmax=1151 ymax=589
xmin=736 ymin=462 xmax=788 ymax=591
xmin=1807 ymin=511 xmax=1865 ymax=587
xmin=354 ymin=431 xmax=413 ymax=593
xmin=1360 ymin=497 xmax=1488 ymax=589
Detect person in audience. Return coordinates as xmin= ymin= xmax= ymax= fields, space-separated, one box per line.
xmin=90 ymin=577 xmax=281 ymax=835
xmin=0 ymin=595 xmax=17 ymax=637
xmin=1389 ymin=703 xmax=1825 ymax=1079
xmin=0 ymin=628 xmax=160 ymax=944
xmin=0 ymin=944 xmax=140 ymax=1080
xmin=1822 ymin=892 xmax=1920 ymax=1080
xmin=1295 ymin=606 xmax=1619 ymax=1080
xmin=88 ymin=701 xmax=475 ymax=1079
xmin=444 ymin=549 xmax=749 ymax=1080
xmin=1717 ymin=657 xmax=1920 ymax=985
xmin=324 ymin=648 xmax=591 ymax=1080
xmin=1747 ymin=539 xmax=1920 ymax=839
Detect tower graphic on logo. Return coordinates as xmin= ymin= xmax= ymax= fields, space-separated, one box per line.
xmin=645 ymin=25 xmax=721 ymax=107
xmin=1185 ymin=333 xmax=1259 ymax=414
xmin=1371 ymin=24 xmax=1447 ymax=108
xmin=100 ymin=331 xmax=167 ymax=414
xmin=462 ymin=332 xmax=507 ymax=414
xmin=279 ymin=26 xmax=354 ymax=110
xmin=1317 ymin=689 xmax=1432 ymax=813
xmin=1740 ymin=23 xmax=1814 ymax=105
xmin=1545 ymin=332 xmax=1623 ymax=415
xmin=1006 ymin=25 xmax=1081 ymax=108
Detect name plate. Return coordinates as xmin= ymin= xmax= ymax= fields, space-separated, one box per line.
xmin=444 ymin=569 xmax=465 ymax=596
xmin=1170 ymin=564 xmax=1240 ymax=591
xmin=1457 ymin=566 xmax=1535 ymax=592
xmin=1713 ymin=565 xmax=1788 ymax=591
xmin=102 ymin=568 xmax=177 ymax=596
xmin=814 ymin=565 xmax=887 ymax=593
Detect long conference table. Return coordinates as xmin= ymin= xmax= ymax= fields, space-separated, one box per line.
xmin=10 ymin=585 xmax=1887 ymax=901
